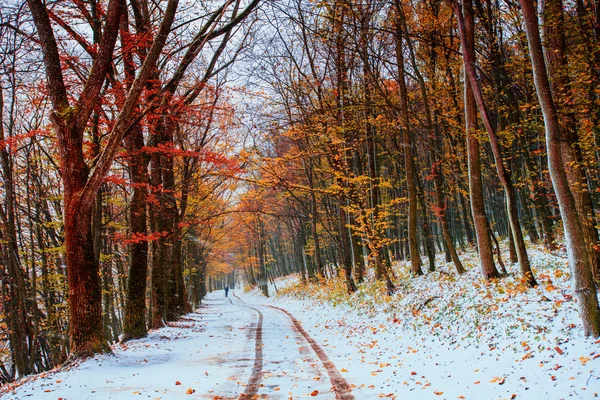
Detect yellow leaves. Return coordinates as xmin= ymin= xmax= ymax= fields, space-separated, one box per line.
xmin=554 ymin=269 xmax=564 ymax=279
xmin=579 ymin=356 xmax=591 ymax=365
xmin=341 ymin=368 xmax=348 ymax=372
xmin=490 ymin=376 xmax=506 ymax=385
xmin=545 ymin=282 xmax=557 ymax=292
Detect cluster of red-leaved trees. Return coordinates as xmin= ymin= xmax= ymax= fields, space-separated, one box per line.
xmin=0 ymin=0 xmax=258 ymax=381
xmin=233 ymin=0 xmax=600 ymax=338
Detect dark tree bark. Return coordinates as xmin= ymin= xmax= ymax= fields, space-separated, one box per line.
xmin=457 ymin=0 xmax=499 ymax=279
xmin=542 ymin=0 xmax=600 ymax=281
xmin=453 ymin=0 xmax=536 ymax=285
xmin=392 ymin=3 xmax=422 ymax=276
xmin=519 ymin=0 xmax=600 ymax=336
xmin=27 ymin=0 xmax=180 ymax=356
xmin=0 ymin=87 xmax=36 ymax=377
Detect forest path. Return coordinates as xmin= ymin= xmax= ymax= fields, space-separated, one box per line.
xmin=2 ymin=292 xmax=352 ymax=399
xmin=231 ymin=292 xmax=354 ymax=399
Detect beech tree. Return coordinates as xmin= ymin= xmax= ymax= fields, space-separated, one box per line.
xmin=517 ymin=0 xmax=600 ymax=336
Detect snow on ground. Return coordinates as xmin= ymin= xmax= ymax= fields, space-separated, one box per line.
xmin=1 ymin=295 xmax=257 ymax=399
xmin=1 ymin=290 xmax=342 ymax=399
xmin=239 ymin=245 xmax=600 ymax=399
xmin=2 ymin=244 xmax=600 ymax=400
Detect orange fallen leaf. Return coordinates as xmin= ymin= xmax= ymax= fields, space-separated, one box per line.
xmin=175 ymin=381 xmax=182 ymax=385
xmin=310 ymin=390 xmax=319 ymax=396
xmin=434 ymin=391 xmax=444 ymax=395
xmin=474 ymin=381 xmax=481 ymax=384
xmin=186 ymin=388 xmax=195 ymax=395
xmin=341 ymin=368 xmax=348 ymax=372
xmin=554 ymin=346 xmax=563 ymax=355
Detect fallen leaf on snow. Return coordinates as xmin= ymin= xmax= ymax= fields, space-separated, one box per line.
xmin=580 ymin=356 xmax=591 ymax=366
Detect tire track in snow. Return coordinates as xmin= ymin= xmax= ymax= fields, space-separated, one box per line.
xmin=231 ymin=293 xmax=264 ymax=399
xmin=268 ymin=305 xmax=354 ymax=400
xmin=231 ymin=292 xmax=354 ymax=399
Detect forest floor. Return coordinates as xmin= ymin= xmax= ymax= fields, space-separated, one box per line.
xmin=0 ymin=291 xmax=350 ymax=399
xmin=2 ymin=244 xmax=600 ymax=399
xmin=245 ymin=244 xmax=600 ymax=399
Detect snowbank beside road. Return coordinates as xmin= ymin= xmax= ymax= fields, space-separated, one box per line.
xmin=1 ymin=295 xmax=256 ymax=399
xmin=239 ymin=246 xmax=600 ymax=399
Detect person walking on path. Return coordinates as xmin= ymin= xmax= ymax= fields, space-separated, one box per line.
xmin=225 ymin=287 xmax=229 ymax=297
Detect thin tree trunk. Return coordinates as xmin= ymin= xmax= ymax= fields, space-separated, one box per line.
xmin=453 ymin=0 xmax=536 ymax=285
xmin=393 ymin=4 xmax=422 ymax=276
xmin=458 ymin=0 xmax=499 ymax=279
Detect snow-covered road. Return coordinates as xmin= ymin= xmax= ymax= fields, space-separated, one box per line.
xmin=2 ymin=292 xmax=352 ymax=399
xmin=231 ymin=293 xmax=353 ymax=399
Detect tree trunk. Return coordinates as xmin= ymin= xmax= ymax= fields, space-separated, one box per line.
xmin=519 ymin=0 xmax=600 ymax=335
xmin=393 ymin=5 xmax=422 ymax=276
xmin=543 ymin=0 xmax=600 ymax=281
xmin=459 ymin=0 xmax=499 ymax=279
xmin=0 ymin=87 xmax=37 ymax=375
xmin=123 ymin=124 xmax=150 ymax=339
xmin=454 ymin=0 xmax=535 ymax=285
